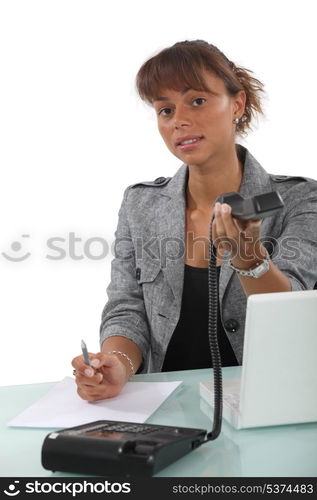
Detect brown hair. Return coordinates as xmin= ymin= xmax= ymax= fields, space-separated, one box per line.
xmin=136 ymin=40 xmax=265 ymax=136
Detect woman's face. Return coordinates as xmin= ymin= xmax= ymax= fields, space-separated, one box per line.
xmin=152 ymin=70 xmax=246 ymax=168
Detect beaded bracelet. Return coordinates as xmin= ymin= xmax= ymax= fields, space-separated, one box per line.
xmin=107 ymin=350 xmax=135 ymax=377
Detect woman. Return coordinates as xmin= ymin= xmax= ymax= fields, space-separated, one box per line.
xmin=72 ymin=40 xmax=317 ymax=401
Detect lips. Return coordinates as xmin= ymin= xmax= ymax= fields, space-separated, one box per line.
xmin=175 ymin=135 xmax=203 ymax=146
xmin=175 ymin=135 xmax=204 ymax=151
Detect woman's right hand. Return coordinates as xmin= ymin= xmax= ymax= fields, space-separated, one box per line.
xmin=71 ymin=352 xmax=130 ymax=401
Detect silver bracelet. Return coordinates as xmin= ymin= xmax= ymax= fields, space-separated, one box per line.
xmin=229 ymin=255 xmax=270 ymax=278
xmin=107 ymin=350 xmax=135 ymax=377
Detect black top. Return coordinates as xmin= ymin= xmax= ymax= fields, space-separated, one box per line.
xmin=161 ymin=265 xmax=238 ymax=371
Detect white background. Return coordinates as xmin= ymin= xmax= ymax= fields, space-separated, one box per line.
xmin=0 ymin=0 xmax=316 ymax=386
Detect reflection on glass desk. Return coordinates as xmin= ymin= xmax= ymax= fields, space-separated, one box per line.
xmin=1 ymin=367 xmax=317 ymax=477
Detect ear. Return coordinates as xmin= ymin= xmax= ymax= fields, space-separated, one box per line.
xmin=233 ymin=90 xmax=246 ymax=117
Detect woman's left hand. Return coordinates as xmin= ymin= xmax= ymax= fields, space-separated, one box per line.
xmin=212 ymin=202 xmax=267 ymax=268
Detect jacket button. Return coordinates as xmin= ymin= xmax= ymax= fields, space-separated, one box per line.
xmin=154 ymin=176 xmax=166 ymax=184
xmin=224 ymin=319 xmax=240 ymax=333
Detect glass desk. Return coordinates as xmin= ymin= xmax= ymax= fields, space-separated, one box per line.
xmin=1 ymin=367 xmax=317 ymax=477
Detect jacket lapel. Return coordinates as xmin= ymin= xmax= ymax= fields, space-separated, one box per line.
xmin=155 ymin=164 xmax=188 ymax=306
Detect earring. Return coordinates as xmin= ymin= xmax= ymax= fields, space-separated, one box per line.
xmin=233 ymin=117 xmax=240 ymax=124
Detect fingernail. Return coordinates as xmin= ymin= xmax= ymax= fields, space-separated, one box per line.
xmin=221 ymin=204 xmax=229 ymax=213
xmin=84 ymin=368 xmax=94 ymax=377
xmin=91 ymin=359 xmax=100 ymax=368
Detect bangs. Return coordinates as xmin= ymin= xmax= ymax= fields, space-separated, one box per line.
xmin=136 ymin=46 xmax=219 ymax=104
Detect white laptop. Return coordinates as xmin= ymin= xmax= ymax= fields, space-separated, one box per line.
xmin=200 ymin=290 xmax=317 ymax=429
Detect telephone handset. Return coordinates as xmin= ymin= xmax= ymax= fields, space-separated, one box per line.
xmin=216 ymin=191 xmax=284 ymax=220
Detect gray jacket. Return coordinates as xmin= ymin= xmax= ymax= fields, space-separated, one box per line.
xmin=100 ymin=145 xmax=317 ymax=372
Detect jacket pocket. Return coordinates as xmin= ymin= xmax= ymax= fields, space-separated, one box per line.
xmin=136 ymin=261 xmax=162 ymax=322
xmin=136 ymin=261 xmax=175 ymax=320
xmin=136 ymin=261 xmax=161 ymax=285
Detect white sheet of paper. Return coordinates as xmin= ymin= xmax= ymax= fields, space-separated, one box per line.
xmin=7 ymin=377 xmax=182 ymax=428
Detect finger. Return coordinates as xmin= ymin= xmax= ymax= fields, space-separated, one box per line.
xmin=246 ymin=219 xmax=262 ymax=231
xmin=241 ymin=219 xmax=262 ymax=240
xmin=77 ymin=383 xmax=119 ymax=401
xmin=72 ymin=355 xmax=93 ymax=376
xmin=213 ymin=203 xmax=235 ymax=254
xmin=76 ymin=371 xmax=103 ymax=387
xmin=213 ymin=202 xmax=225 ymax=240
xmin=88 ymin=352 xmax=121 ymax=371
xmin=71 ymin=355 xmax=83 ymax=370
xmin=220 ymin=204 xmax=240 ymax=239
xmin=72 ymin=353 xmax=99 ymax=375
xmin=232 ymin=217 xmax=248 ymax=232
xmin=77 ymin=385 xmax=104 ymax=401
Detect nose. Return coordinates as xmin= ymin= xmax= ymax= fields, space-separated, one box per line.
xmin=172 ymin=105 xmax=192 ymax=129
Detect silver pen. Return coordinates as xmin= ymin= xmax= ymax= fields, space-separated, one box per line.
xmin=81 ymin=339 xmax=91 ymax=367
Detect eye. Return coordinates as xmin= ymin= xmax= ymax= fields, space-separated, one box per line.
xmin=158 ymin=107 xmax=173 ymax=117
xmin=192 ymin=97 xmax=206 ymax=106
